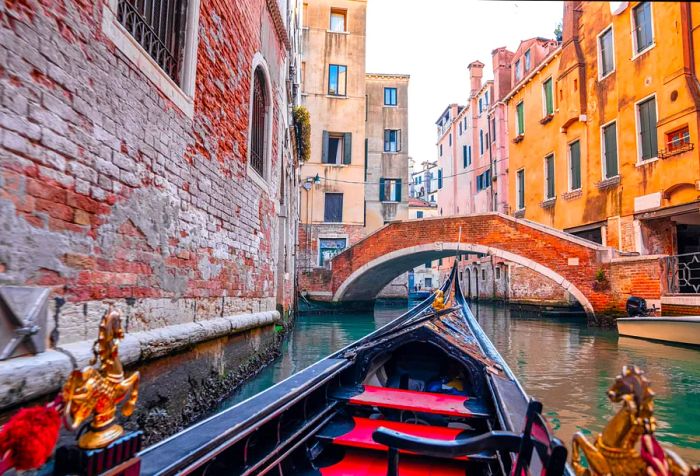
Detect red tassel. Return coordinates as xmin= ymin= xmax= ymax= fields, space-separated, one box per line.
xmin=0 ymin=404 xmax=61 ymax=472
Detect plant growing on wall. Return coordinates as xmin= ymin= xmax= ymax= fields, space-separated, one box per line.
xmin=595 ymin=268 xmax=606 ymax=282
xmin=293 ymin=106 xmax=311 ymax=163
xmin=593 ymin=268 xmax=609 ymax=291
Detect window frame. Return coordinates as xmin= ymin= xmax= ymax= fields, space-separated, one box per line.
xmin=328 ymin=64 xmax=347 ymax=96
xmin=631 ymin=1 xmax=655 ymax=59
xmin=635 ymin=93 xmax=659 ymax=165
xmin=541 ymin=76 xmax=554 ymax=117
xmin=568 ymin=139 xmax=582 ymax=191
xmin=380 ymin=178 xmax=402 ymax=202
xmin=323 ymin=192 xmax=344 ymax=223
xmin=329 ymin=7 xmax=347 ymax=33
xmin=384 ymin=129 xmax=401 ymax=153
xmin=666 ymin=125 xmax=691 ymax=152
xmin=246 ymin=55 xmax=274 ymax=189
xmin=516 ymin=168 xmax=525 ymax=211
xmin=597 ymin=25 xmax=615 ymax=80
xmin=101 ymin=0 xmax=201 ymax=118
xmin=318 ymin=236 xmax=347 ymax=267
xmin=384 ymin=87 xmax=397 ymax=107
xmin=601 ymin=119 xmax=620 ymax=179
xmin=515 ymin=59 xmax=522 ymax=81
xmin=544 ymin=153 xmax=556 ymax=200
xmin=524 ymin=48 xmax=531 ymax=72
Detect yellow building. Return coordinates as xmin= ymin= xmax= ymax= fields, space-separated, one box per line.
xmin=506 ymin=1 xmax=700 ymax=257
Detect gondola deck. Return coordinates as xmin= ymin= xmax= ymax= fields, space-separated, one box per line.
xmin=138 ymin=264 xmax=570 ymax=476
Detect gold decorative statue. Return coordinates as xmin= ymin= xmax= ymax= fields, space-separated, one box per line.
xmin=62 ymin=306 xmax=140 ymax=449
xmin=572 ymin=365 xmax=692 ymax=476
xmin=432 ymin=290 xmax=447 ymax=311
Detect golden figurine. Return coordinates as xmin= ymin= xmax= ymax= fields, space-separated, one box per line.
xmin=62 ymin=306 xmax=140 ymax=449
xmin=572 ymin=365 xmax=692 ymax=476
xmin=432 ymin=290 xmax=447 ymax=311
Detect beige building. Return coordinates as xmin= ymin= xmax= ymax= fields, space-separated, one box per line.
xmin=299 ymin=0 xmax=410 ymax=279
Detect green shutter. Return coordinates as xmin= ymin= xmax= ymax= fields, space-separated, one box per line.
xmin=639 ymin=99 xmax=657 ymax=160
xmin=379 ymin=178 xmax=385 ymax=201
xmin=343 ymin=132 xmax=352 ymax=164
xmin=463 ymin=145 xmax=467 ymax=168
xmin=546 ymin=155 xmax=555 ymax=198
xmin=396 ymin=179 xmax=402 ymax=202
xmin=517 ymin=102 xmax=525 ymax=134
xmin=604 ymin=123 xmax=618 ymax=177
xmin=544 ymin=79 xmax=553 ymax=115
xmin=438 ymin=169 xmax=443 ymax=189
xmin=570 ymin=141 xmax=581 ymax=189
xmin=322 ymin=130 xmax=329 ymax=163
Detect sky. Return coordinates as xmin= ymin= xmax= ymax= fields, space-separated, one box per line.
xmin=366 ymin=0 xmax=563 ymax=168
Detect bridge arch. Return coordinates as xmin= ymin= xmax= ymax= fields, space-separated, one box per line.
xmin=332 ymin=242 xmax=595 ymax=318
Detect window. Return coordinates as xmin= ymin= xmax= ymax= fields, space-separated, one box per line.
xmin=516 ymin=169 xmax=525 ymax=210
xmin=324 ymin=193 xmax=343 ymax=222
xmin=479 ymin=98 xmax=483 ymax=114
xmin=439 ymin=144 xmax=443 ymax=156
xmin=384 ymin=87 xmax=397 ymax=106
xmin=479 ymin=130 xmax=484 ymax=155
xmin=380 ymin=178 xmax=401 ymax=202
xmin=319 ymin=238 xmax=346 ymax=266
xmin=459 ymin=122 xmax=463 ymax=135
xmin=515 ymin=59 xmax=521 ymax=81
xmin=485 ymin=133 xmax=489 ymax=150
xmin=424 ymin=277 xmax=433 ymax=287
xmin=524 ymin=49 xmax=531 ymax=71
xmin=667 ymin=126 xmax=690 ymax=152
xmin=542 ymin=78 xmax=554 ymax=116
xmin=516 ymin=101 xmax=525 ymax=135
xmin=328 ymin=64 xmax=347 ymax=96
xmin=632 ymin=2 xmax=653 ymax=54
xmin=637 ymin=96 xmax=658 ymax=161
xmin=569 ymin=140 xmax=582 ymax=190
xmin=322 ymin=131 xmax=352 ymax=164
xmin=416 ymin=210 xmax=424 ymax=219
xmin=116 ymin=0 xmax=190 ymax=84
xmin=329 ymin=8 xmax=346 ymax=32
xmin=544 ymin=154 xmax=555 ymax=199
xmin=491 ymin=118 xmax=496 ymax=139
xmin=477 ymin=169 xmax=491 ymax=192
xmin=495 ymin=266 xmax=501 ymax=280
xmin=599 ymin=27 xmax=615 ymax=77
xmin=463 ymin=145 xmax=472 ymax=168
xmin=485 ymin=91 xmax=489 ymax=106
xmin=384 ymin=129 xmax=401 ymax=152
xmin=449 ymin=134 xmax=452 ymax=146
xmin=438 ymin=169 xmax=443 ymax=189
xmin=602 ymin=122 xmax=618 ymax=178
xmin=250 ymin=67 xmax=268 ymax=178
xmin=482 ymin=269 xmax=486 ymax=280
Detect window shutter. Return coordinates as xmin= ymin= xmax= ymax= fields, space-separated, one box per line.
xmin=397 ymin=130 xmax=402 ymax=151
xmin=322 ymin=130 xmax=329 ymax=163
xmin=384 ymin=130 xmax=389 ymax=152
xmin=438 ymin=169 xmax=443 ymax=189
xmin=605 ymin=124 xmax=618 ymax=177
xmin=517 ymin=102 xmax=525 ymax=134
xmin=379 ymin=178 xmax=385 ymax=201
xmin=343 ymin=132 xmax=352 ymax=164
xmin=396 ymin=179 xmax=402 ymax=202
xmin=463 ymin=145 xmax=467 ymax=168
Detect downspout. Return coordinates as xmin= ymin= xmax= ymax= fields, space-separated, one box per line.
xmin=681 ymin=1 xmax=700 ymax=155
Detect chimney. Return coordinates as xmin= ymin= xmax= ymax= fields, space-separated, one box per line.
xmin=562 ymin=1 xmax=582 ymax=45
xmin=468 ymin=61 xmax=485 ymax=97
xmin=491 ymin=47 xmax=514 ymax=101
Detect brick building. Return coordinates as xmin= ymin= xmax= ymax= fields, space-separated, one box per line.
xmin=0 ymin=0 xmax=303 ymax=427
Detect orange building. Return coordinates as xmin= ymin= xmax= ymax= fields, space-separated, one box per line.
xmin=506 ymin=1 xmax=700 ymax=258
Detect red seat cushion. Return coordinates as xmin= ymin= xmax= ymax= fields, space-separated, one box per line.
xmin=319 ymin=449 xmax=466 ymax=476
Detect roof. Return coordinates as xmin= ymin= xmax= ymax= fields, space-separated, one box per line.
xmin=409 ymin=197 xmax=437 ymax=208
xmin=503 ymin=47 xmax=562 ymax=103
xmin=365 ymin=73 xmax=410 ymax=81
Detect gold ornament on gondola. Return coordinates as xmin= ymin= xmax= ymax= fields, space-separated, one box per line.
xmin=61 ymin=306 xmax=140 ymax=449
xmin=572 ymin=365 xmax=693 ymax=476
xmin=432 ymin=290 xmax=447 ymax=311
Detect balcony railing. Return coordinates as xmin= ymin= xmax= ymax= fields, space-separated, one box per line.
xmin=664 ymin=252 xmax=700 ymax=294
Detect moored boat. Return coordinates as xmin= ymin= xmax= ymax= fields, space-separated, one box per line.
xmin=616 ymin=316 xmax=700 ymax=346
xmin=137 ymin=264 xmax=570 ymax=476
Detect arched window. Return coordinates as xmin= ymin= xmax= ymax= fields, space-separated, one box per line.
xmin=250 ymin=66 xmax=268 ymax=178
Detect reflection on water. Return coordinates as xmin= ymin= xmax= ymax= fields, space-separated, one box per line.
xmin=218 ymin=300 xmax=700 ymax=463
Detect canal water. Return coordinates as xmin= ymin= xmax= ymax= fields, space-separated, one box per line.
xmin=218 ymin=301 xmax=700 ymax=463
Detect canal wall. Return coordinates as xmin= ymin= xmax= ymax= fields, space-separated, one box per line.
xmin=0 ymin=310 xmax=282 ymax=440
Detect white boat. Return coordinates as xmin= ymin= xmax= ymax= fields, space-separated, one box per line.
xmin=616 ymin=316 xmax=700 ymax=346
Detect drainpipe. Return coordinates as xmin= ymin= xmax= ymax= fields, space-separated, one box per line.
xmin=681 ymin=2 xmax=700 ymax=147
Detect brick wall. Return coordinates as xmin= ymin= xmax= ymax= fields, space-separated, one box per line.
xmin=606 ymin=256 xmax=664 ymax=314
xmin=0 ymin=0 xmax=296 ymax=343
xmin=508 ymin=265 xmax=572 ymax=305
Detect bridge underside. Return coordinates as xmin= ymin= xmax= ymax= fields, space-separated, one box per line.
xmin=339 ymin=249 xmax=469 ymax=302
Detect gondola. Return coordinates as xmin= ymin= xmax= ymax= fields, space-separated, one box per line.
xmin=138 ymin=263 xmax=570 ymax=476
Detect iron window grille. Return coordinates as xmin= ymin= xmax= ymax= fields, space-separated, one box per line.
xmin=250 ymin=67 xmax=267 ymax=178
xmin=117 ymin=0 xmax=190 ymax=84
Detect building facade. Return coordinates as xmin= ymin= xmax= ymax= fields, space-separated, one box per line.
xmin=298 ymin=0 xmax=410 ymax=297
xmin=410 ymin=160 xmax=438 ymax=203
xmin=0 ymin=0 xmax=303 ymax=435
xmin=506 ymin=1 xmax=700 ymax=260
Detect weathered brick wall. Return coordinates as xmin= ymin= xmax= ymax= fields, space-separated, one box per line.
xmin=508 ymin=265 xmax=572 ymax=305
xmin=606 ymin=256 xmax=664 ymax=314
xmin=0 ymin=0 xmax=294 ymax=343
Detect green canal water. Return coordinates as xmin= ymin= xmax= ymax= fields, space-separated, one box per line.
xmin=218 ymin=301 xmax=700 ymax=463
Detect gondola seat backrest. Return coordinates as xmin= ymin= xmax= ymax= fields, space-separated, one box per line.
xmin=510 ymin=400 xmax=568 ymax=476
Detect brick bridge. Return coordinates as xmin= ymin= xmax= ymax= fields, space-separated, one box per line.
xmin=302 ymin=213 xmax=666 ymax=319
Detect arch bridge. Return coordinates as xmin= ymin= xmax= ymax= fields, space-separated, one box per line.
xmin=304 ymin=213 xmax=666 ymax=320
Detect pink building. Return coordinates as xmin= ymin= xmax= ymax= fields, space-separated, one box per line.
xmin=489 ymin=48 xmax=514 ymax=213
xmin=435 ymin=104 xmax=463 ymax=216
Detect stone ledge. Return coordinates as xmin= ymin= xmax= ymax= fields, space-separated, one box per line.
xmin=0 ymin=310 xmax=280 ymax=411
xmin=661 ymin=294 xmax=700 ymax=306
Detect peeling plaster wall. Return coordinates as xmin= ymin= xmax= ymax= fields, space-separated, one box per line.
xmin=0 ymin=0 xmax=299 ymax=345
